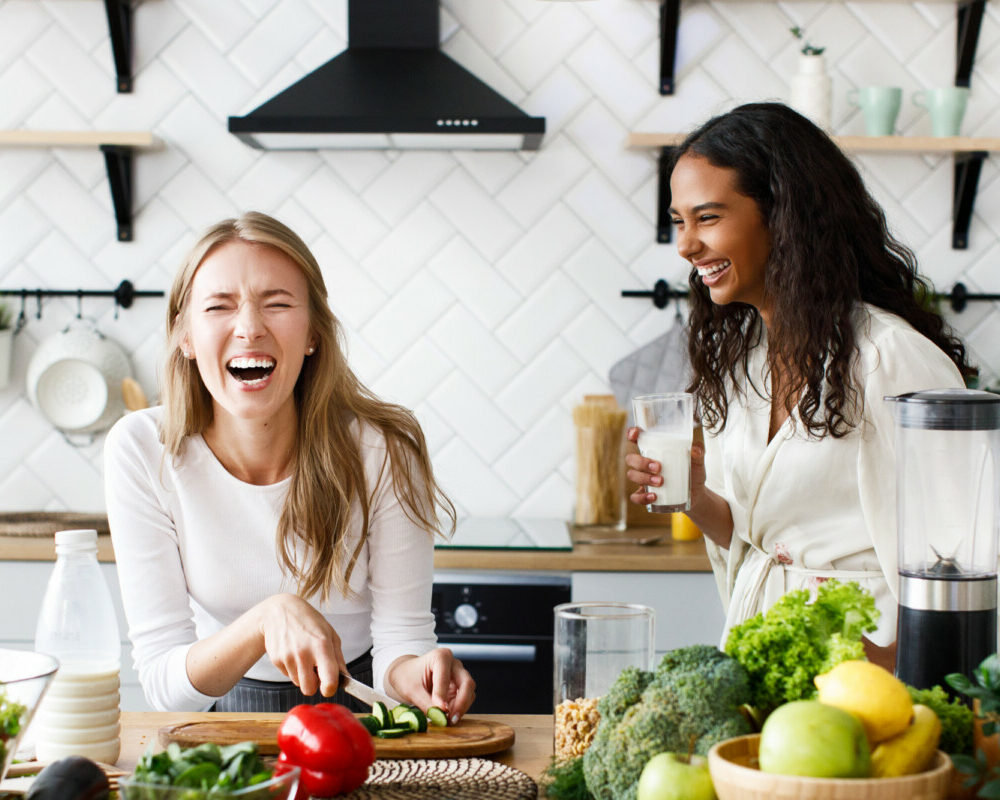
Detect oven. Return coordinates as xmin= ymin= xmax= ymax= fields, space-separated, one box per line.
xmin=432 ymin=571 xmax=571 ymax=714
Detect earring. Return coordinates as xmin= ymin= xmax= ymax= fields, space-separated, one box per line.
xmin=182 ymin=350 xmax=192 ymax=359
xmin=306 ymin=346 xmax=315 ymax=355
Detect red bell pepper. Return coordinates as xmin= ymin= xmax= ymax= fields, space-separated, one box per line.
xmin=276 ymin=703 xmax=376 ymax=798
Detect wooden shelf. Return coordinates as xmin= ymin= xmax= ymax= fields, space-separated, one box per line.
xmin=628 ymin=131 xmax=993 ymax=249
xmin=0 ymin=130 xmax=157 ymax=148
xmin=627 ymin=132 xmax=1000 ymax=153
xmin=0 ymin=129 xmax=159 ymax=241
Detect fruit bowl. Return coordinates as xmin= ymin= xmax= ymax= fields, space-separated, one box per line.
xmin=708 ymin=734 xmax=953 ymax=800
xmin=0 ymin=649 xmax=60 ymax=782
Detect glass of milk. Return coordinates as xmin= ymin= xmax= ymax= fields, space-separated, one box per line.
xmin=632 ymin=392 xmax=694 ymax=513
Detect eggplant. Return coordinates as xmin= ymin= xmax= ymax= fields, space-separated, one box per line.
xmin=25 ymin=756 xmax=110 ymax=800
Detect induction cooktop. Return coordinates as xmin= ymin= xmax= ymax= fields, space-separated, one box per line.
xmin=435 ymin=517 xmax=573 ymax=550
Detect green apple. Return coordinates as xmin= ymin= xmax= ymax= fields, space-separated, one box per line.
xmin=759 ymin=700 xmax=870 ymax=778
xmin=636 ymin=752 xmax=716 ymax=800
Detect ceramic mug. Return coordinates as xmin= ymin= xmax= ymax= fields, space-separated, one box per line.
xmin=913 ymin=87 xmax=970 ymax=137
xmin=848 ymin=86 xmax=902 ymax=136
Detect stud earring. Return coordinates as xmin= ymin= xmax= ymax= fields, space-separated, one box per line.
xmin=182 ymin=350 xmax=192 ymax=359
xmin=306 ymin=346 xmax=315 ymax=355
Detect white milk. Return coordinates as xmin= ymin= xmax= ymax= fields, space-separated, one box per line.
xmin=637 ymin=431 xmax=691 ymax=511
xmin=33 ymin=660 xmax=121 ymax=764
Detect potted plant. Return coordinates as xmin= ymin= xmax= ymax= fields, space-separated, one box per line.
xmin=788 ymin=26 xmax=832 ymax=130
xmin=947 ymin=654 xmax=1000 ymax=797
xmin=0 ymin=301 xmax=12 ymax=389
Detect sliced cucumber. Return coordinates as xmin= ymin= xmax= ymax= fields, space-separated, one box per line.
xmin=359 ymin=714 xmax=381 ymax=734
xmin=397 ymin=707 xmax=428 ymax=733
xmin=426 ymin=706 xmax=448 ymax=727
xmin=390 ymin=703 xmax=413 ymax=724
xmin=375 ymin=726 xmax=411 ymax=739
xmin=372 ymin=701 xmax=391 ymax=728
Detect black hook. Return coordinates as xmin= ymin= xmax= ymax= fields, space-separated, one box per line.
xmin=35 ymin=289 xmax=42 ymax=319
xmin=14 ymin=290 xmax=27 ymax=335
xmin=76 ymin=289 xmax=83 ymax=319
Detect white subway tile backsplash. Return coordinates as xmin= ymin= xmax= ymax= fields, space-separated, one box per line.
xmin=494 ymin=340 xmax=589 ymax=430
xmin=579 ymin=0 xmax=657 ymax=60
xmin=172 ymin=0 xmax=256 ymax=53
xmin=160 ymin=25 xmax=255 ymax=114
xmin=500 ymin=4 xmax=591 ymax=93
xmin=494 ymin=406 xmax=571 ymax=497
xmin=566 ymin=33 xmax=656 ymax=128
xmin=428 ymin=305 xmax=521 ymax=396
xmin=362 ymin=153 xmax=456 ymax=226
xmin=564 ymin=171 xmax=650 ymax=263
xmin=361 ymin=272 xmax=454 ymax=362
xmin=229 ymin=151 xmax=325 ymax=212
xmin=0 ymin=1 xmax=51 ymax=74
xmin=0 ymin=59 xmax=51 ymax=129
xmin=230 ymin=1 xmax=323 ymax=87
xmin=25 ymin=25 xmax=114 ymax=120
xmin=495 ymin=271 xmax=589 ymax=362
xmin=427 ymin=372 xmax=520 ymax=463
xmin=158 ymin=164 xmax=239 ymax=231
xmin=445 ymin=0 xmax=525 ymax=58
xmin=363 ymin=204 xmax=456 ymax=294
xmin=313 ymin=235 xmax=387 ymax=330
xmin=432 ymin=438 xmax=520 ymax=516
xmin=520 ymin=66 xmax=590 ymax=138
xmin=495 ymin=135 xmax=590 ymax=228
xmin=26 ymin=432 xmax=104 ymax=511
xmin=562 ymin=305 xmax=640 ymax=379
xmin=429 ymin=169 xmax=522 ymax=262
xmin=496 ymin=205 xmax=589 ymax=296
xmin=372 ymin=339 xmax=453 ymax=409
xmin=298 ymin=169 xmax=389 ymax=260
xmin=26 ymin=165 xmax=110 ymax=255
xmin=563 ymin=239 xmax=647 ymax=331
xmin=427 ymin=237 xmax=521 ymax=329
xmin=565 ymin=100 xmax=655 ymax=196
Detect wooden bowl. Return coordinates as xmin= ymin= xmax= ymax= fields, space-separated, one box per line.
xmin=708 ymin=734 xmax=953 ymax=800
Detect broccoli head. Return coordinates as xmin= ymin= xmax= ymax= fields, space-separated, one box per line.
xmin=582 ymin=644 xmax=752 ymax=800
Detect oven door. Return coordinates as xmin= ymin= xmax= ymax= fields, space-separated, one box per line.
xmin=436 ymin=637 xmax=553 ymax=714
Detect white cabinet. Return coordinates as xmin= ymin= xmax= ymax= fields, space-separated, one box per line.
xmin=571 ymin=571 xmax=725 ymax=658
xmin=0 ymin=561 xmax=151 ymax=711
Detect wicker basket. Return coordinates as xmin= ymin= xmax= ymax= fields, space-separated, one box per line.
xmin=0 ymin=512 xmax=109 ymax=537
xmin=708 ymin=734 xmax=952 ymax=800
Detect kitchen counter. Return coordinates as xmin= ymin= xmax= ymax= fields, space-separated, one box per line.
xmin=0 ymin=526 xmax=712 ymax=572
xmin=117 ymin=711 xmax=554 ymax=779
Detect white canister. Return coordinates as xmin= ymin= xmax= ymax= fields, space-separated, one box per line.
xmin=789 ymin=53 xmax=833 ymax=130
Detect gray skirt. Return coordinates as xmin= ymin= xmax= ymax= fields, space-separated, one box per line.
xmin=211 ymin=649 xmax=374 ymax=713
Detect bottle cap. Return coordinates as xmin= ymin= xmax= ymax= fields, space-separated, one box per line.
xmin=54 ymin=529 xmax=99 ymax=553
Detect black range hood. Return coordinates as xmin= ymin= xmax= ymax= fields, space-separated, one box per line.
xmin=228 ymin=0 xmax=545 ymax=151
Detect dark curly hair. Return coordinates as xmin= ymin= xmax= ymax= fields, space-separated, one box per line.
xmin=676 ymin=102 xmax=975 ymax=437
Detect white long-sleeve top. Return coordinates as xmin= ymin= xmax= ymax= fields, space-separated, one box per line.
xmin=703 ymin=304 xmax=965 ymax=647
xmin=104 ymin=407 xmax=438 ymax=711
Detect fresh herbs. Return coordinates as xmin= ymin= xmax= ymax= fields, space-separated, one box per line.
xmin=724 ymin=579 xmax=879 ymax=713
xmin=123 ymin=741 xmax=274 ymax=799
xmin=0 ymin=688 xmax=27 ymax=766
xmin=947 ymin=654 xmax=1000 ymax=796
xmin=541 ymin=755 xmax=593 ymax=800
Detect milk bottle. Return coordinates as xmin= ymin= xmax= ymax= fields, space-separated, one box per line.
xmin=33 ymin=529 xmax=121 ymax=764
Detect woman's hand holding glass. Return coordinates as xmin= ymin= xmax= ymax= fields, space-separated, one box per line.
xmin=626 ymin=427 xmax=706 ymax=507
xmin=386 ymin=649 xmax=476 ymax=725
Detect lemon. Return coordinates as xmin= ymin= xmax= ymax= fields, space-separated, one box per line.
xmin=814 ymin=660 xmax=913 ymax=744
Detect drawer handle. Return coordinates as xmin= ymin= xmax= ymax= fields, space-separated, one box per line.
xmin=441 ymin=643 xmax=537 ymax=662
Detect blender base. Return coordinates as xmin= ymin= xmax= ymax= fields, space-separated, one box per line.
xmin=896 ymin=605 xmax=997 ymax=695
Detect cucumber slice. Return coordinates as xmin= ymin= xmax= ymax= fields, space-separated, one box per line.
xmin=359 ymin=715 xmax=381 ymax=734
xmin=372 ymin=701 xmax=391 ymax=728
xmin=397 ymin=708 xmax=428 ymax=733
xmin=375 ymin=726 xmax=411 ymax=739
xmin=390 ymin=704 xmax=413 ymax=724
xmin=426 ymin=706 xmax=448 ymax=727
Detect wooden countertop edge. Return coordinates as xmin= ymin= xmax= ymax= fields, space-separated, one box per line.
xmin=0 ymin=531 xmax=712 ymax=572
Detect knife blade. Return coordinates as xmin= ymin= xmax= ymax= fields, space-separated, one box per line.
xmin=340 ymin=674 xmax=400 ymax=710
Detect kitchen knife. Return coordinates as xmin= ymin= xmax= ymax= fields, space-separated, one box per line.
xmin=340 ymin=674 xmax=399 ymax=710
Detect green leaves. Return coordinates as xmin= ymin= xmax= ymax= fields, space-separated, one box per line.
xmin=127 ymin=740 xmax=273 ymax=798
xmin=789 ymin=26 xmax=825 ymax=56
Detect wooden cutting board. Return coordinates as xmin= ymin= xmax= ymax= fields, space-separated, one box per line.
xmin=159 ymin=716 xmax=515 ymax=759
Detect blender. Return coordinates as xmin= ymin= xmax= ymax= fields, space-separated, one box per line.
xmin=888 ymin=389 xmax=1000 ymax=691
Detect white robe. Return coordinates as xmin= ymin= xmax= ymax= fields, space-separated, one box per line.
xmin=703 ymin=304 xmax=965 ymax=647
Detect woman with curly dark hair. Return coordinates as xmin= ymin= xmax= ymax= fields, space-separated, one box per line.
xmin=626 ymin=102 xmax=974 ymax=669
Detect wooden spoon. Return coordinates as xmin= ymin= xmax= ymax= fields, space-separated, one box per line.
xmin=121 ymin=377 xmax=148 ymax=411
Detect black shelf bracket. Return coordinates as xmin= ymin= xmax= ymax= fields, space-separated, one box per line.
xmin=953 ymin=151 xmax=987 ymax=250
xmin=621 ymin=279 xmax=689 ymax=308
xmin=956 ymin=0 xmax=985 ymax=87
xmin=656 ymin=146 xmax=677 ymax=243
xmin=659 ymin=0 xmax=680 ymax=95
xmin=100 ymin=145 xmax=134 ymax=242
xmin=103 ymin=0 xmax=133 ymax=93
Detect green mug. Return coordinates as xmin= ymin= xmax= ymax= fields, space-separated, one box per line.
xmin=913 ymin=87 xmax=970 ymax=137
xmin=848 ymin=86 xmax=902 ymax=136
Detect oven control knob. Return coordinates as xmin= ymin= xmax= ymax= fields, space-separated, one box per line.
xmin=453 ymin=603 xmax=479 ymax=629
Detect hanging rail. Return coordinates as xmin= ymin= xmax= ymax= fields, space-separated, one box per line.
xmin=623 ymin=280 xmax=1000 ymax=313
xmin=0 ymin=280 xmax=164 ymax=329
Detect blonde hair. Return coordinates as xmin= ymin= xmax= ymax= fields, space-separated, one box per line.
xmin=162 ymin=211 xmax=455 ymax=600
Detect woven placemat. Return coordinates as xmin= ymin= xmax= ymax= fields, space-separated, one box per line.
xmin=343 ymin=758 xmax=536 ymax=800
xmin=0 ymin=513 xmax=109 ymax=537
